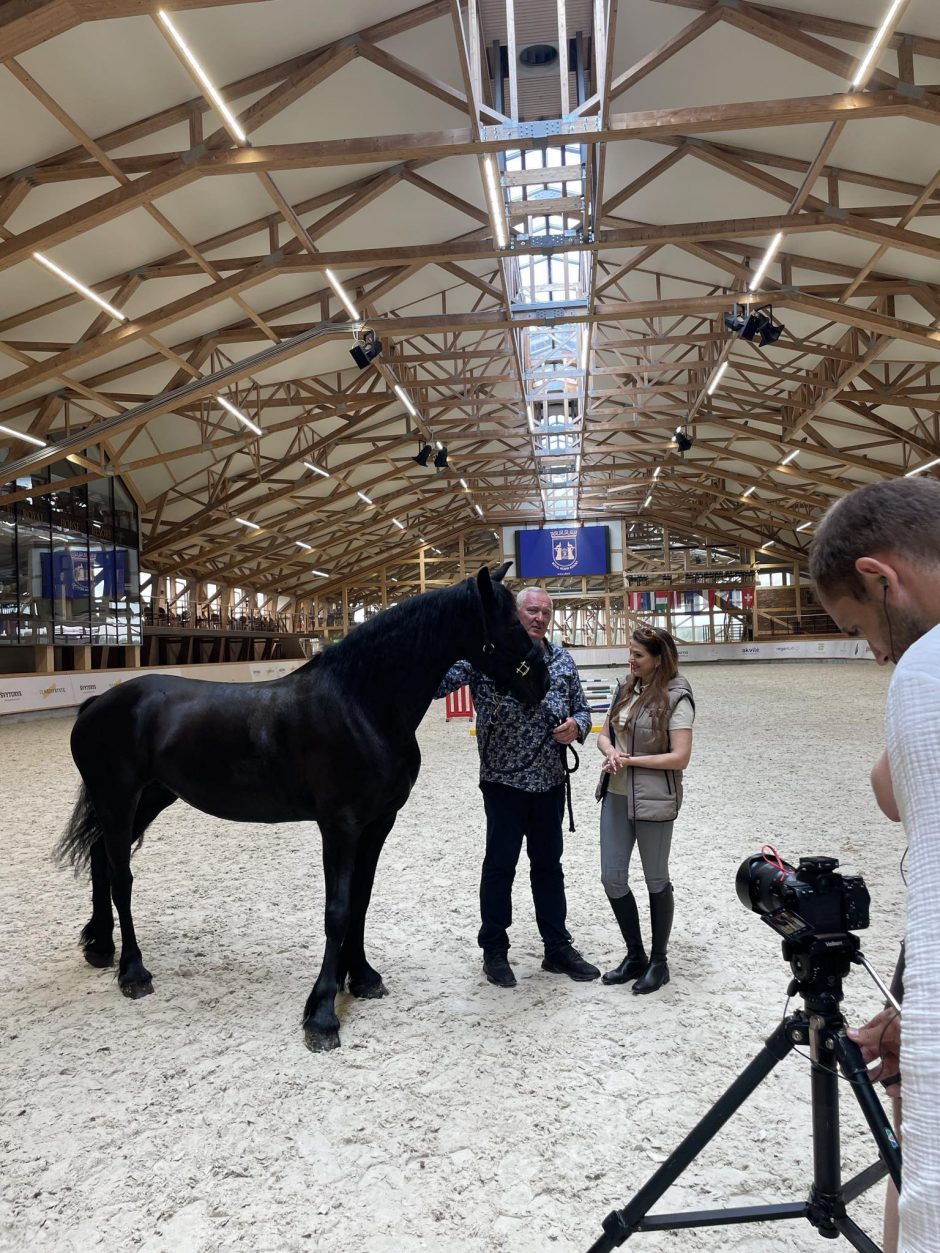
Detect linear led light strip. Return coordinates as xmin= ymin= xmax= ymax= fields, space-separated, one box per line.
xmin=0 ymin=422 xmax=46 ymax=448
xmin=324 ymin=268 xmax=359 ymax=321
xmin=157 ymin=10 xmax=246 ymax=144
xmin=217 ymin=394 xmax=262 ymax=435
xmin=780 ymin=448 xmax=800 ymax=467
xmin=393 ymin=384 xmax=418 ymax=418
xmin=749 ymin=232 xmax=784 ymax=293
xmin=706 ymin=361 xmax=728 ymax=395
xmin=33 ymin=251 xmax=127 ymax=322
xmin=796 ymin=521 xmax=813 ymax=532
xmin=483 ymin=157 xmax=509 ymax=248
xmin=905 ymin=456 xmax=940 ymax=477
xmin=851 ymin=0 xmax=908 ymax=90
xmin=303 ymin=460 xmax=330 ymax=477
xmin=233 ymin=521 xmax=327 ymax=571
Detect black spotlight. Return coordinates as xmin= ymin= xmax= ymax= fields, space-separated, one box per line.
xmin=433 ymin=446 xmax=449 ymax=470
xmin=759 ymin=318 xmax=784 ymax=347
xmin=675 ymin=429 xmax=694 ymax=454
xmin=724 ymin=304 xmax=784 ymax=346
xmin=413 ymin=443 xmax=432 ymax=467
xmin=350 ymin=328 xmax=383 ymax=369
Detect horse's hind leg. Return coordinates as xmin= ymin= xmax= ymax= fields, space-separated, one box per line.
xmin=80 ymin=839 xmax=115 ymax=967
xmin=84 ymin=782 xmax=173 ymax=999
xmin=340 ymin=812 xmax=397 ymax=1000
xmin=303 ymin=825 xmax=357 ymax=1052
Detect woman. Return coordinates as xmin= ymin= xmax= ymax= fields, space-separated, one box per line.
xmin=596 ymin=626 xmax=694 ymax=994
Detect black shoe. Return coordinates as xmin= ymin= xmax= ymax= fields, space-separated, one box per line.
xmin=483 ymin=951 xmax=516 ymax=988
xmin=541 ymin=943 xmax=601 ymax=982
xmin=632 ymin=958 xmax=670 ymax=995
xmin=602 ymin=952 xmax=649 ymax=985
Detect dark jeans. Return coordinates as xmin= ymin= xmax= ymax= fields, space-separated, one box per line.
xmin=478 ymin=781 xmax=571 ymax=955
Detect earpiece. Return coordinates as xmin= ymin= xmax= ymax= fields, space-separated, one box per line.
xmin=880 ymin=577 xmax=889 ymax=589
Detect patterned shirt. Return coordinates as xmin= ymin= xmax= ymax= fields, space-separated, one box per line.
xmin=436 ymin=642 xmax=592 ymax=792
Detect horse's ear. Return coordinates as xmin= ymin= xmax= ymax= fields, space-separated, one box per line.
xmin=476 ymin=565 xmax=495 ymax=609
xmin=491 ymin=560 xmax=512 ymax=583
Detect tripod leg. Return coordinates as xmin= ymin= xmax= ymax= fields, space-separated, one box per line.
xmin=833 ymin=1030 xmax=902 ymax=1192
xmin=587 ymin=1017 xmax=799 ymax=1251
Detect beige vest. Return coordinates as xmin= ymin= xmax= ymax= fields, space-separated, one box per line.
xmin=607 ymin=675 xmax=694 ymax=821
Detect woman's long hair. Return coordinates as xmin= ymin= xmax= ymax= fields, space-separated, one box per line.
xmin=609 ymin=626 xmax=680 ymax=747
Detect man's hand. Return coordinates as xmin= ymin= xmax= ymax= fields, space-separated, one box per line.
xmin=848 ymin=1007 xmax=901 ymax=1094
xmin=552 ymin=717 xmax=580 ymax=745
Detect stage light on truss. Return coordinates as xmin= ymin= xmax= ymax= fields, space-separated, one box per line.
xmin=349 ymin=327 xmax=382 ymax=369
xmin=724 ymin=304 xmax=785 ymax=347
xmin=434 ymin=446 xmax=449 ymax=470
xmin=303 ymin=460 xmax=330 ymax=477
xmin=413 ymin=444 xmax=432 ymax=466
xmin=675 ymin=429 xmax=694 ymax=454
xmin=33 ymin=251 xmax=127 ymax=322
xmin=0 ymin=422 xmax=46 ymax=447
xmin=157 ymin=10 xmax=247 ymax=143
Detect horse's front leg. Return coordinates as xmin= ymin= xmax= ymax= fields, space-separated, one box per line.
xmin=303 ymin=826 xmax=357 ymax=1052
xmin=341 ymin=811 xmax=397 ymax=999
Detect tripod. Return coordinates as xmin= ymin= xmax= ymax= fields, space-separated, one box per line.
xmin=586 ymin=932 xmax=902 ymax=1252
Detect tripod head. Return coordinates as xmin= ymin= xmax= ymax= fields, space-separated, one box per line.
xmin=781 ymin=929 xmax=861 ymax=1016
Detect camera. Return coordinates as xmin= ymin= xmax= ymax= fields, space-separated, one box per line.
xmin=736 ymin=852 xmax=870 ymax=941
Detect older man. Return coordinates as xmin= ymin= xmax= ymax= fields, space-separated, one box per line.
xmin=810 ymin=477 xmax=940 ymax=1253
xmin=437 ymin=585 xmax=599 ymax=987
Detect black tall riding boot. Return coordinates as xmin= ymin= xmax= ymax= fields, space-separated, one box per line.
xmin=632 ymin=883 xmax=674 ymax=995
xmin=602 ymin=891 xmax=648 ymax=985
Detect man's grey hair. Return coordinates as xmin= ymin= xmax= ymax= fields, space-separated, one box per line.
xmin=516 ymin=585 xmax=553 ymax=608
xmin=809 ymin=478 xmax=940 ymax=598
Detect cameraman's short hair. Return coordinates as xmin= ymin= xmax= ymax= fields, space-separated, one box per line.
xmin=809 ymin=478 xmax=940 ymax=598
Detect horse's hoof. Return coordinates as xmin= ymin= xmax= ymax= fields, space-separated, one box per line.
xmin=348 ymin=978 xmax=388 ymax=999
xmin=120 ymin=979 xmax=154 ymax=1000
xmin=84 ymin=947 xmax=114 ymax=969
xmin=304 ymin=1025 xmax=341 ymax=1053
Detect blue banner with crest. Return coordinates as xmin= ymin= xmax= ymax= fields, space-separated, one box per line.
xmin=515 ymin=526 xmax=610 ymax=578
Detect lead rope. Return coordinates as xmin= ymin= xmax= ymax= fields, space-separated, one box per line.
xmin=561 ymin=740 xmax=579 ymax=833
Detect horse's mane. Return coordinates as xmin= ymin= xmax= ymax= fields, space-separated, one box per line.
xmin=306 ymin=577 xmax=477 ymax=678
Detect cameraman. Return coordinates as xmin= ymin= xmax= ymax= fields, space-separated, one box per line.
xmin=810 ymin=477 xmax=940 ymax=1253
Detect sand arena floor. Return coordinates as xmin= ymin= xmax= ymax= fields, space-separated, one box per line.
xmin=0 ymin=661 xmax=906 ymax=1252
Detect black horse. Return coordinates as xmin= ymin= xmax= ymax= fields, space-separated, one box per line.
xmin=56 ymin=563 xmax=548 ymax=1051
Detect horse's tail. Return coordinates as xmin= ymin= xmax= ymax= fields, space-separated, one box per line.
xmin=55 ymin=784 xmax=104 ymax=873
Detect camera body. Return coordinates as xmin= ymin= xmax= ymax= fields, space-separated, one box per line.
xmin=736 ymin=854 xmax=870 ymax=939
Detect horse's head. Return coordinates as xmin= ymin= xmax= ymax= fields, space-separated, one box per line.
xmin=471 ymin=563 xmax=550 ymax=704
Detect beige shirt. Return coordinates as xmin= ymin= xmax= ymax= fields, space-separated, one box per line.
xmin=606 ymin=684 xmax=695 ymax=797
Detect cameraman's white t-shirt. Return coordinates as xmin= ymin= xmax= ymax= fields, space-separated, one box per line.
xmin=886 ymin=622 xmax=940 ymax=1253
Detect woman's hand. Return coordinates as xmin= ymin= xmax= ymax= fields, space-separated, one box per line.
xmin=601 ymin=751 xmax=629 ymax=774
